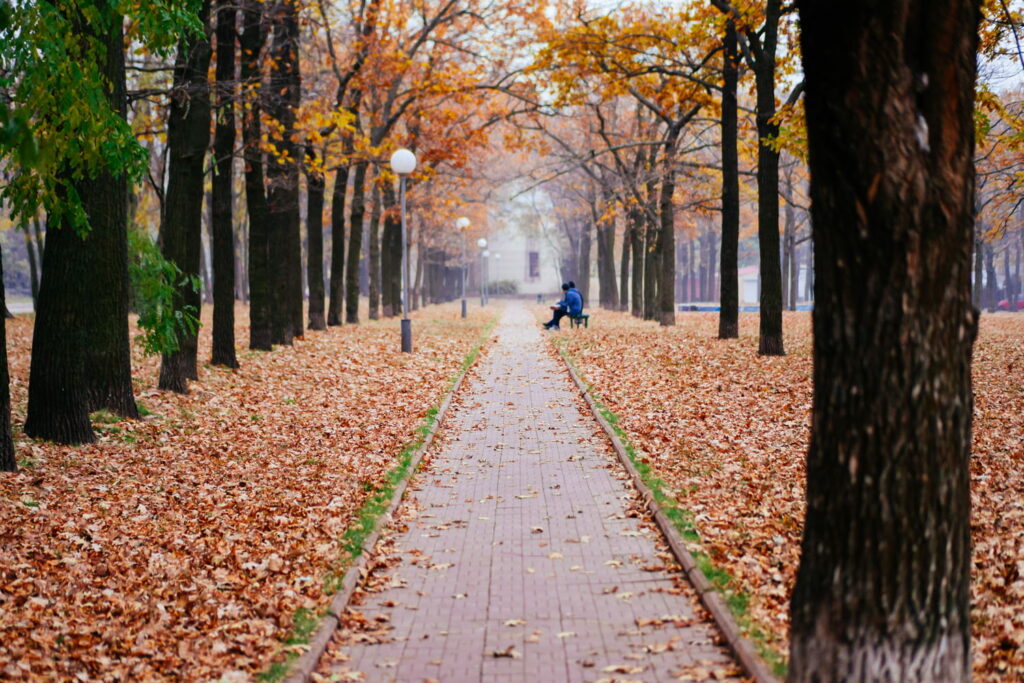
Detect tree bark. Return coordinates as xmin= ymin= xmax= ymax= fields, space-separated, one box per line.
xmin=983 ymin=242 xmax=997 ymax=311
xmin=789 ymin=2 xmax=980 ymax=680
xmin=306 ymin=160 xmax=326 ymax=330
xmin=658 ymin=170 xmax=676 ymax=326
xmin=326 ymin=164 xmax=348 ymax=325
xmin=381 ymin=182 xmax=401 ymax=317
xmin=240 ymin=0 xmax=271 ymax=350
xmin=618 ymin=215 xmax=630 ymax=311
xmin=24 ymin=228 xmax=39 ymax=305
xmin=368 ymin=178 xmax=382 ymax=320
xmin=752 ymin=0 xmax=785 ymax=355
xmin=718 ymin=18 xmax=740 ymax=338
xmin=345 ymin=162 xmax=368 ymax=323
xmin=578 ymin=219 xmax=592 ymax=307
xmin=211 ymin=0 xmax=238 ymax=368
xmin=266 ymin=0 xmax=301 ymax=345
xmin=159 ymin=0 xmax=213 ymax=392
xmin=629 ymin=207 xmax=644 ymax=317
xmin=0 ymin=246 xmax=13 ymax=471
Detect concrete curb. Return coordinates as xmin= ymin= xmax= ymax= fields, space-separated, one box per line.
xmin=557 ymin=348 xmax=780 ymax=683
xmin=282 ymin=343 xmax=487 ymax=683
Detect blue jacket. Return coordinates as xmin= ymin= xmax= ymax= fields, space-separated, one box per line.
xmin=559 ymin=289 xmax=583 ymax=316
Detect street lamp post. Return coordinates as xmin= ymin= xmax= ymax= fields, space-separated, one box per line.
xmin=477 ymin=238 xmax=488 ymax=307
xmin=390 ymin=148 xmax=417 ymax=352
xmin=457 ymin=217 xmax=470 ymax=318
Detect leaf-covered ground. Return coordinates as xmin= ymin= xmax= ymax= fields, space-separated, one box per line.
xmin=0 ymin=302 xmax=494 ymax=680
xmin=553 ymin=310 xmax=1023 ymax=681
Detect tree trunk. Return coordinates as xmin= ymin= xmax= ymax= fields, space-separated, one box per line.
xmin=241 ymin=0 xmax=271 ymax=350
xmin=782 ymin=200 xmax=794 ymax=309
xmin=327 ymin=163 xmax=348 ymax=325
xmin=578 ymin=219 xmax=592 ymax=307
xmin=753 ymin=0 xmax=785 ymax=356
xmin=211 ymin=0 xmax=238 ymax=368
xmin=630 ymin=207 xmax=644 ymax=317
xmin=159 ymin=0 xmax=213 ymax=392
xmin=24 ymin=228 xmax=39 ymax=305
xmin=618 ymin=216 xmax=630 ymax=311
xmin=789 ymin=2 xmax=979 ymax=680
xmin=0 ymin=246 xmax=13 ymax=471
xmin=381 ymin=182 xmax=401 ymax=317
xmin=345 ymin=162 xmax=368 ymax=323
xmin=658 ymin=171 xmax=676 ymax=325
xmin=984 ymin=242 xmax=997 ymax=312
xmin=718 ymin=19 xmax=740 ymax=338
xmin=25 ymin=199 xmax=95 ymax=444
xmin=266 ymin=0 xmax=301 ymax=345
xmin=597 ymin=215 xmax=619 ymax=310
xmin=306 ymin=161 xmax=326 ymax=330
xmin=368 ymin=178 xmax=382 ymax=320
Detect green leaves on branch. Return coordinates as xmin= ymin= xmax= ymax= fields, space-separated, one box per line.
xmin=0 ymin=0 xmax=203 ymax=228
xmin=128 ymin=231 xmax=200 ymax=357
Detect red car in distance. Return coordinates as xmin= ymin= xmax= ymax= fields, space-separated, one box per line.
xmin=997 ymin=298 xmax=1024 ymax=311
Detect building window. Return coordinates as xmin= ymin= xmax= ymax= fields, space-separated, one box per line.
xmin=528 ymin=251 xmax=540 ymax=279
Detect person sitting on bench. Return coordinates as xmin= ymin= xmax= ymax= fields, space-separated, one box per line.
xmin=543 ymin=282 xmax=582 ymax=330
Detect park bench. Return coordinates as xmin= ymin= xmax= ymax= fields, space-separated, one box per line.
xmin=569 ymin=313 xmax=590 ymax=329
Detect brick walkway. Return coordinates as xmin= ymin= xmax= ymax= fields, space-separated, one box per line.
xmin=316 ymin=303 xmax=739 ymax=682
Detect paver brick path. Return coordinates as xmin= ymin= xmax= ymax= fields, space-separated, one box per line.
xmin=316 ymin=304 xmax=739 ymax=682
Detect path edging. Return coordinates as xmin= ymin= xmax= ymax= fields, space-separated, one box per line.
xmin=281 ymin=336 xmax=490 ymax=683
xmin=557 ymin=347 xmax=780 ymax=683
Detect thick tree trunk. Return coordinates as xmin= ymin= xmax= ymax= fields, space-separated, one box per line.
xmin=658 ymin=171 xmax=676 ymax=326
xmin=368 ymin=179 xmax=382 ymax=320
xmin=327 ymin=164 xmax=348 ymax=325
xmin=345 ymin=162 xmax=368 ymax=323
xmin=306 ymin=162 xmax=326 ymax=330
xmin=25 ymin=206 xmax=95 ymax=445
xmin=211 ymin=0 xmax=238 ymax=368
xmin=241 ymin=0 xmax=271 ymax=349
xmin=753 ymin=0 xmax=785 ymax=355
xmin=789 ymin=2 xmax=979 ymax=681
xmin=159 ymin=0 xmax=213 ymax=392
xmin=718 ymin=19 xmax=740 ymax=338
xmin=266 ymin=0 xmax=301 ymax=345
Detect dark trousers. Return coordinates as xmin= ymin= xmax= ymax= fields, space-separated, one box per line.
xmin=546 ymin=306 xmax=567 ymax=328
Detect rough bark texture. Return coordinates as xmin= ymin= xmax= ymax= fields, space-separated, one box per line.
xmin=79 ymin=16 xmax=138 ymax=418
xmin=789 ymin=2 xmax=980 ymax=681
xmin=159 ymin=0 xmax=213 ymax=392
xmin=266 ymin=0 xmax=301 ymax=346
xmin=658 ymin=170 xmax=676 ymax=326
xmin=211 ymin=0 xmax=238 ymax=368
xmin=753 ymin=0 xmax=785 ymax=355
xmin=326 ymin=164 xmax=348 ymax=326
xmin=643 ymin=190 xmax=659 ymax=320
xmin=345 ymin=162 xmax=368 ymax=324
xmin=368 ymin=179 xmax=382 ymax=320
xmin=240 ymin=0 xmax=271 ymax=350
xmin=306 ymin=163 xmax=326 ymax=330
xmin=718 ymin=19 xmax=740 ymax=338
xmin=0 ymin=248 xmax=16 ymax=470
